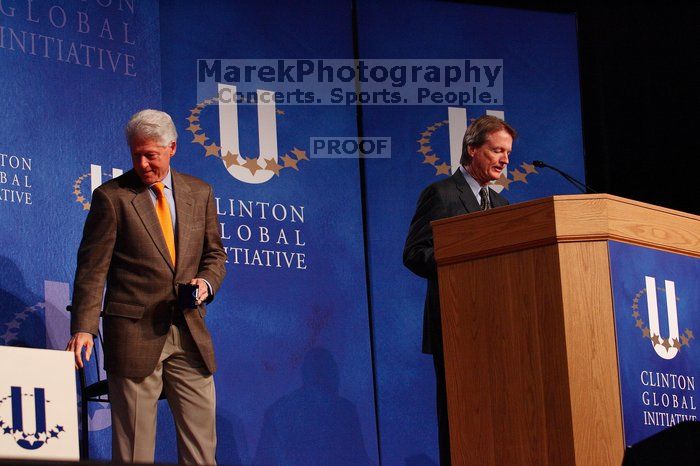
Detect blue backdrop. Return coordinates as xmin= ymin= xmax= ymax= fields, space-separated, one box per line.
xmin=357 ymin=1 xmax=583 ymax=463
xmin=0 ymin=1 xmax=583 ymax=464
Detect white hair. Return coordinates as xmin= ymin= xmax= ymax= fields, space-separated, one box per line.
xmin=124 ymin=109 xmax=178 ymax=147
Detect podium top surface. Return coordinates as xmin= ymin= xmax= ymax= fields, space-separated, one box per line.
xmin=432 ymin=194 xmax=700 ymax=263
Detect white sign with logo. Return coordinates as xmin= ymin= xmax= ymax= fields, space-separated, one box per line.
xmin=0 ymin=346 xmax=79 ymax=460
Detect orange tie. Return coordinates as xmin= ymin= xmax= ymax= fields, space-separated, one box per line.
xmin=152 ymin=182 xmax=176 ymax=265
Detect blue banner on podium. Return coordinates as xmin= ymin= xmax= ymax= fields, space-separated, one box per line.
xmin=609 ymin=241 xmax=699 ymax=446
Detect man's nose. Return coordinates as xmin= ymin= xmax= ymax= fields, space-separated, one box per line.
xmin=502 ymin=152 xmax=510 ymax=164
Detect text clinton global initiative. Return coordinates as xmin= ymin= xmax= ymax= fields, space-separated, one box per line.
xmin=640 ymin=370 xmax=697 ymax=428
xmin=216 ymin=198 xmax=307 ymax=271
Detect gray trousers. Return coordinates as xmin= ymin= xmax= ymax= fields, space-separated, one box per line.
xmin=108 ymin=324 xmax=216 ymax=464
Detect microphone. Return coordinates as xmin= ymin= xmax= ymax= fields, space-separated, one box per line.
xmin=531 ymin=160 xmax=597 ymax=194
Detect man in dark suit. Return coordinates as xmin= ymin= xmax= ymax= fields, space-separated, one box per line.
xmin=66 ymin=109 xmax=227 ymax=464
xmin=403 ymin=115 xmax=516 ymax=465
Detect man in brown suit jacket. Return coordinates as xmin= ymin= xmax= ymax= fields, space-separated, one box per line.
xmin=66 ymin=109 xmax=227 ymax=464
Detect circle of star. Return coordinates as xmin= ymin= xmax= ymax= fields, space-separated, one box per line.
xmin=416 ymin=119 xmax=539 ymax=190
xmin=0 ymin=303 xmax=44 ymax=345
xmin=187 ymin=97 xmax=309 ymax=177
xmin=72 ymin=174 xmax=92 ymax=211
xmin=0 ymin=393 xmax=64 ymax=446
xmin=72 ymin=169 xmax=118 ymax=211
xmin=631 ymin=288 xmax=694 ymax=352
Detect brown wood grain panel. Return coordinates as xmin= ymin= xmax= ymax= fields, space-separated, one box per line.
xmin=433 ymin=196 xmax=559 ymax=263
xmin=439 ymin=245 xmax=576 ymax=465
xmin=433 ymin=195 xmax=700 ymax=264
xmin=557 ymin=242 xmax=624 ymax=465
xmin=434 ymin=195 xmax=698 ymax=465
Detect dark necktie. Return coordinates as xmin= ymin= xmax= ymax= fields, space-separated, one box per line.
xmin=479 ymin=186 xmax=491 ymax=211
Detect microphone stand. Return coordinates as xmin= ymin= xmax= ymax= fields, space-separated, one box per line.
xmin=531 ymin=160 xmax=597 ymax=194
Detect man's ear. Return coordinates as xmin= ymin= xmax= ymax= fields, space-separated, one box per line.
xmin=467 ymin=145 xmax=476 ymax=159
xmin=169 ymin=141 xmax=177 ymax=157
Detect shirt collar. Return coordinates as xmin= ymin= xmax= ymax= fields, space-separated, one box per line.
xmin=459 ymin=164 xmax=484 ymax=199
xmin=149 ymin=169 xmax=172 ymax=191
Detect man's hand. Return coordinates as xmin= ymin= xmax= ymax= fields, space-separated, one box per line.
xmin=189 ymin=278 xmax=210 ymax=305
xmin=66 ymin=332 xmax=94 ymax=369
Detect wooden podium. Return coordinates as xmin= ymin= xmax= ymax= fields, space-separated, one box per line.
xmin=431 ymin=194 xmax=700 ymax=466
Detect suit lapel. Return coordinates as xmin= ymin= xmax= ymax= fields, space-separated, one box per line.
xmin=172 ymin=169 xmax=194 ymax=276
xmin=129 ymin=172 xmax=176 ymax=273
xmin=490 ymin=189 xmax=508 ymax=208
xmin=451 ymin=169 xmax=481 ymax=213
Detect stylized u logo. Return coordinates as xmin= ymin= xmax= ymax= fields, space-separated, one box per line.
xmin=644 ymin=276 xmax=680 ymax=360
xmin=11 ymin=386 xmax=47 ymax=450
xmin=89 ymin=165 xmax=123 ymax=193
xmin=217 ymin=83 xmax=278 ymax=184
